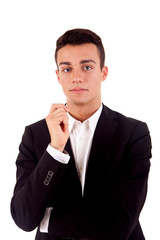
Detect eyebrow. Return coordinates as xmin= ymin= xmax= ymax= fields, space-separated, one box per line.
xmin=58 ymin=59 xmax=96 ymax=66
xmin=80 ymin=60 xmax=96 ymax=64
xmin=59 ymin=62 xmax=71 ymax=66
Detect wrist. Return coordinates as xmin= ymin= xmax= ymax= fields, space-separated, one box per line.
xmin=50 ymin=143 xmax=64 ymax=152
xmin=47 ymin=145 xmax=70 ymax=164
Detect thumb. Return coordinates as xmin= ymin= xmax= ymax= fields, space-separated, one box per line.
xmin=63 ymin=122 xmax=69 ymax=133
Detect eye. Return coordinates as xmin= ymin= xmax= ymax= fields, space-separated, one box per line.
xmin=83 ymin=66 xmax=92 ymax=70
xmin=63 ymin=68 xmax=71 ymax=73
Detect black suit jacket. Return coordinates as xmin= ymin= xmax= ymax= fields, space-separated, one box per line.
xmin=11 ymin=105 xmax=152 ymax=240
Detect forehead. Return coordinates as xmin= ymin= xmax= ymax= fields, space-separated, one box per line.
xmin=57 ymin=43 xmax=100 ymax=64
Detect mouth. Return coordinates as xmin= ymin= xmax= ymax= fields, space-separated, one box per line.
xmin=70 ymin=88 xmax=88 ymax=94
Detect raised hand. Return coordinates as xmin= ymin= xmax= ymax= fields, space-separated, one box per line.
xmin=45 ymin=104 xmax=69 ymax=152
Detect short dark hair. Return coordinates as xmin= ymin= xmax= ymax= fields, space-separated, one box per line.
xmin=55 ymin=28 xmax=105 ymax=70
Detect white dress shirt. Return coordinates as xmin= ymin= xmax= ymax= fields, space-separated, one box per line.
xmin=41 ymin=104 xmax=102 ymax=232
xmin=47 ymin=104 xmax=102 ymax=195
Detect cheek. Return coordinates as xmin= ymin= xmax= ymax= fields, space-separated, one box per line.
xmin=59 ymin=81 xmax=69 ymax=95
xmin=91 ymin=76 xmax=102 ymax=88
xmin=58 ymin=76 xmax=65 ymax=86
xmin=93 ymin=80 xmax=102 ymax=94
xmin=89 ymin=82 xmax=101 ymax=97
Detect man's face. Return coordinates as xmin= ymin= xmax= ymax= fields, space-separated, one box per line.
xmin=56 ymin=43 xmax=108 ymax=107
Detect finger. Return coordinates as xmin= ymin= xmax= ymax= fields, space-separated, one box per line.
xmin=51 ymin=108 xmax=68 ymax=117
xmin=49 ymin=104 xmax=69 ymax=114
xmin=49 ymin=104 xmax=66 ymax=113
xmin=49 ymin=110 xmax=69 ymax=126
xmin=61 ymin=117 xmax=69 ymax=132
xmin=62 ymin=122 xmax=69 ymax=133
xmin=63 ymin=114 xmax=69 ymax=124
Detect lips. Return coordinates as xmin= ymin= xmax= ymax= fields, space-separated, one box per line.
xmin=70 ymin=88 xmax=88 ymax=93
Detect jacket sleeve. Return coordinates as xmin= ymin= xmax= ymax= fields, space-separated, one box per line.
xmin=10 ymin=125 xmax=68 ymax=232
xmin=96 ymin=122 xmax=152 ymax=240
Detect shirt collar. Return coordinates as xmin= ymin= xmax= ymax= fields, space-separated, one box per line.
xmin=68 ymin=104 xmax=102 ymax=134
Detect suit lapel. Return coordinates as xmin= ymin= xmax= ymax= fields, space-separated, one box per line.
xmin=65 ymin=138 xmax=82 ymax=192
xmin=65 ymin=138 xmax=74 ymax=162
xmin=83 ymin=105 xmax=118 ymax=196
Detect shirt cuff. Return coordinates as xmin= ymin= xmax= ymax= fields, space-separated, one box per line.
xmin=47 ymin=144 xmax=70 ymax=164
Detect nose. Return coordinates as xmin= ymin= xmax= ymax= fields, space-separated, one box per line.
xmin=72 ymin=69 xmax=83 ymax=83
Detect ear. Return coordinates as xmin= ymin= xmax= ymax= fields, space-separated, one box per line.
xmin=56 ymin=70 xmax=61 ymax=84
xmin=102 ymin=66 xmax=108 ymax=81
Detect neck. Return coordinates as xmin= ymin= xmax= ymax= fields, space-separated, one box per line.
xmin=66 ymin=101 xmax=102 ymax=122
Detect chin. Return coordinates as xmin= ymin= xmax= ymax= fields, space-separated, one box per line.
xmin=68 ymin=98 xmax=89 ymax=106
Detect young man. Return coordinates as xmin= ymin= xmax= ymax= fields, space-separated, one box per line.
xmin=11 ymin=29 xmax=152 ymax=240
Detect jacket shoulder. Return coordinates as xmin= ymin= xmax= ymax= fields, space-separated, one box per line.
xmin=102 ymin=104 xmax=150 ymax=136
xmin=25 ymin=119 xmax=50 ymax=144
xmin=103 ymin=104 xmax=146 ymax=125
xmin=28 ymin=119 xmax=47 ymax=130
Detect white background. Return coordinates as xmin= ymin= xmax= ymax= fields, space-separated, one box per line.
xmin=0 ymin=0 xmax=159 ymax=239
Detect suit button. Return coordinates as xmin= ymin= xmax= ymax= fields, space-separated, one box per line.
xmin=45 ymin=175 xmax=51 ymax=181
xmin=43 ymin=171 xmax=54 ymax=186
xmin=48 ymin=171 xmax=53 ymax=177
xmin=43 ymin=180 xmax=49 ymax=186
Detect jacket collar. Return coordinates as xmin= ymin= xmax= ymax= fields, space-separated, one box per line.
xmin=67 ymin=104 xmax=103 ymax=135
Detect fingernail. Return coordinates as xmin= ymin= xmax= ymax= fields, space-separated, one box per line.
xmin=64 ymin=104 xmax=69 ymax=112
